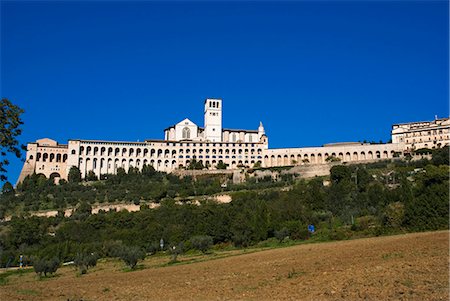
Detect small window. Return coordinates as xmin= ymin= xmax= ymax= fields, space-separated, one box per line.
xmin=71 ymin=150 xmax=76 ymax=155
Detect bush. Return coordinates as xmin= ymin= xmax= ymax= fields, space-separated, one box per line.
xmin=282 ymin=221 xmax=310 ymax=240
xmin=74 ymin=252 xmax=98 ymax=275
xmin=119 ymin=246 xmax=145 ymax=269
xmin=274 ymin=227 xmax=290 ymax=243
xmin=190 ymin=235 xmax=213 ymax=253
xmin=33 ymin=257 xmax=60 ymax=277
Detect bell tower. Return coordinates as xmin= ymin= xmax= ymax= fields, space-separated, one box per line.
xmin=204 ymin=98 xmax=222 ymax=142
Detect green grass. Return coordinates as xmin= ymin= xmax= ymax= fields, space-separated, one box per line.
xmin=0 ymin=268 xmax=33 ymax=286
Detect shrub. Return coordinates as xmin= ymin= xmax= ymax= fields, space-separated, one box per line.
xmin=282 ymin=221 xmax=310 ymax=240
xmin=74 ymin=252 xmax=98 ymax=275
xmin=274 ymin=227 xmax=290 ymax=243
xmin=119 ymin=246 xmax=145 ymax=269
xmin=190 ymin=235 xmax=213 ymax=253
xmin=33 ymin=257 xmax=60 ymax=277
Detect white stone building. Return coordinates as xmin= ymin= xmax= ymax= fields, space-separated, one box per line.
xmin=391 ymin=117 xmax=450 ymax=151
xmin=16 ymin=98 xmax=449 ymax=184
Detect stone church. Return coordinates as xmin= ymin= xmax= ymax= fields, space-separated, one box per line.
xmin=17 ymin=98 xmax=449 ymax=184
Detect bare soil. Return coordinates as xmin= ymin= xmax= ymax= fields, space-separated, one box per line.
xmin=1 ymin=231 xmax=448 ymax=300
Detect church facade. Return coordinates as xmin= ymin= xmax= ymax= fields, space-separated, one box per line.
xmin=16 ymin=98 xmax=449 ymax=184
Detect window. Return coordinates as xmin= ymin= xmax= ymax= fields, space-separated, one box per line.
xmin=182 ymin=127 xmax=190 ymax=139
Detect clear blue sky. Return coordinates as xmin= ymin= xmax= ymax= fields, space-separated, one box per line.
xmin=1 ymin=0 xmax=449 ymax=184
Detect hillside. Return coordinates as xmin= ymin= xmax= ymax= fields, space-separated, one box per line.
xmin=1 ymin=231 xmax=448 ymax=300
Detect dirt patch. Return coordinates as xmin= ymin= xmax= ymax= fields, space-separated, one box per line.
xmin=1 ymin=231 xmax=448 ymax=300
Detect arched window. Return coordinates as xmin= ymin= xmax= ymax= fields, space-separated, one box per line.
xmin=182 ymin=127 xmax=190 ymax=139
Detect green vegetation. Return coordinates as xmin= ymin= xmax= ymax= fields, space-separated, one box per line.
xmin=0 ymin=98 xmax=26 ymax=182
xmin=0 ymin=147 xmax=448 ymax=269
xmin=32 ymin=257 xmax=60 ymax=277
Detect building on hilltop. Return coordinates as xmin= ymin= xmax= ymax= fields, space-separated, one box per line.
xmin=391 ymin=117 xmax=450 ymax=151
xmin=16 ymin=98 xmax=449 ymax=184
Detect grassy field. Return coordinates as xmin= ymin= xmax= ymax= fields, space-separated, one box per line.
xmin=1 ymin=230 xmax=448 ymax=300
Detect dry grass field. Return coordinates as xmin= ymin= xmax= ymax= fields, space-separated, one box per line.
xmin=1 ymin=230 xmax=448 ymax=301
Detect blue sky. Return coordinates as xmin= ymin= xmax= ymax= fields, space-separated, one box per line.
xmin=1 ymin=0 xmax=449 ymax=184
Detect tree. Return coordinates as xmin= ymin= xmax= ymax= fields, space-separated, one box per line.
xmin=68 ymin=166 xmax=82 ymax=183
xmin=33 ymin=257 xmax=60 ymax=277
xmin=190 ymin=235 xmax=213 ymax=253
xmin=216 ymin=161 xmax=228 ymax=170
xmin=274 ymin=227 xmax=289 ymax=243
xmin=1 ymin=98 xmax=26 ymax=182
xmin=85 ymin=170 xmax=98 ymax=181
xmin=74 ymin=252 xmax=98 ymax=275
xmin=330 ymin=165 xmax=352 ymax=184
xmin=119 ymin=246 xmax=146 ymax=269
xmin=1 ymin=181 xmax=14 ymax=195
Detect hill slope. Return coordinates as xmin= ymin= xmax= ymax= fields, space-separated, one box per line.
xmin=1 ymin=230 xmax=448 ymax=300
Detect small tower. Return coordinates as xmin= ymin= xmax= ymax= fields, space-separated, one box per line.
xmin=204 ymin=98 xmax=222 ymax=142
xmin=258 ymin=121 xmax=265 ymax=140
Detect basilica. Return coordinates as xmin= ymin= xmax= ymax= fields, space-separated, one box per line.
xmin=17 ymin=98 xmax=449 ymax=183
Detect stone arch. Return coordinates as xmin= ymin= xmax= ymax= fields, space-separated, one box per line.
xmin=37 ymin=152 xmax=42 ymax=161
xmin=108 ymin=147 xmax=113 ymax=156
xmin=94 ymin=147 xmax=99 ymax=156
xmin=310 ymin=154 xmax=316 ymax=163
xmin=101 ymin=147 xmax=106 ymax=156
xmin=49 ymin=172 xmax=61 ymax=179
xmin=100 ymin=158 xmax=106 ymax=174
xmin=143 ymin=148 xmax=149 ymax=157
xmin=86 ymin=146 xmax=92 ymax=156
xmin=122 ymin=148 xmax=127 ymax=156
xmin=317 ymin=153 xmax=323 ymax=163
xmin=383 ymin=151 xmax=388 ymax=158
xmin=136 ymin=148 xmax=142 ymax=157
xmin=368 ymin=151 xmax=373 ymax=159
xmin=129 ymin=148 xmax=134 ymax=157
xmin=43 ymin=153 xmax=49 ymax=162
xmin=345 ymin=152 xmax=351 ymax=161
xmin=277 ymin=155 xmax=282 ymax=166
xmin=56 ymin=153 xmax=61 ymax=162
xmin=115 ymin=148 xmax=120 ymax=156
xmin=376 ymin=151 xmax=381 ymax=158
xmin=360 ymin=152 xmax=366 ymax=160
xmin=353 ymin=152 xmax=358 ymax=161
xmin=283 ymin=155 xmax=289 ymax=165
xmin=157 ymin=149 xmax=163 ymax=157
xmin=49 ymin=153 xmax=55 ymax=162
xmin=63 ymin=154 xmax=67 ymax=162
xmin=107 ymin=158 xmax=112 ymax=173
xmin=150 ymin=149 xmax=156 ymax=157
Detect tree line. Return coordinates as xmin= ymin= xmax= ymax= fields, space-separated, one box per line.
xmin=0 ymin=147 xmax=448 ymax=268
